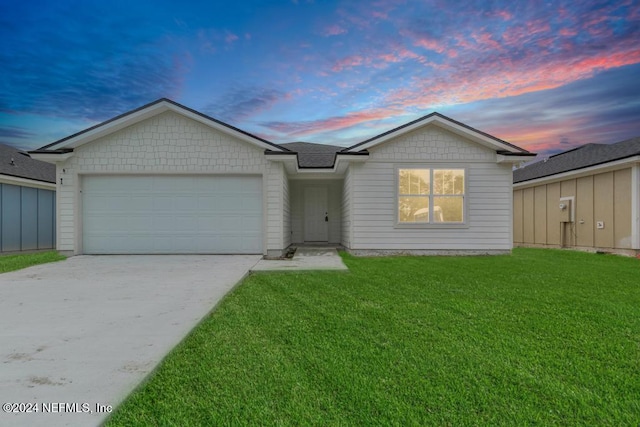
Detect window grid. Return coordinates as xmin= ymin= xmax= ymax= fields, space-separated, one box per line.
xmin=398 ymin=168 xmax=465 ymax=224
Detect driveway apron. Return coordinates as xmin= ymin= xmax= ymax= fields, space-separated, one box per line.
xmin=0 ymin=255 xmax=260 ymax=427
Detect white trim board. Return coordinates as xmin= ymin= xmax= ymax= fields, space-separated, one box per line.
xmin=0 ymin=175 xmax=56 ymax=190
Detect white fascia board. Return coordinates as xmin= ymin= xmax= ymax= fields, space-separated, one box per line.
xmin=497 ymin=153 xmax=537 ymax=164
xmin=513 ymin=155 xmax=640 ymax=189
xmin=336 ymin=154 xmax=369 ymax=163
xmin=0 ymin=174 xmax=56 ymax=190
xmin=347 ymin=116 xmax=522 ymax=153
xmin=29 ymin=152 xmax=75 ymax=163
xmin=46 ymin=100 xmax=284 ymax=152
xmin=264 ymin=154 xmax=298 ymax=162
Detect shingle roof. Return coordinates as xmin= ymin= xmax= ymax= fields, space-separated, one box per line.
xmin=279 ymin=142 xmax=344 ymax=168
xmin=0 ymin=143 xmax=56 ymax=183
xmin=513 ymin=137 xmax=640 ymax=184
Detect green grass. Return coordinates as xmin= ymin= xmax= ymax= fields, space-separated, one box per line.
xmin=0 ymin=250 xmax=65 ymax=273
xmin=106 ymin=249 xmax=640 ymax=426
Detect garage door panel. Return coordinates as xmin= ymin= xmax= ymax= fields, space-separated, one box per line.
xmin=197 ymin=196 xmax=219 ymax=210
xmin=82 ymin=176 xmax=263 ymax=254
xmin=129 ymin=196 xmax=154 ymax=211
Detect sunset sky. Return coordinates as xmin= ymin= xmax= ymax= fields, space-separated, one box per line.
xmin=1 ymin=0 xmax=639 ymax=156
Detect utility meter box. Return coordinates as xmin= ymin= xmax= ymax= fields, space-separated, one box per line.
xmin=559 ymin=199 xmax=572 ymax=223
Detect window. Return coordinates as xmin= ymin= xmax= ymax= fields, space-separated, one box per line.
xmin=398 ymin=168 xmax=465 ymax=224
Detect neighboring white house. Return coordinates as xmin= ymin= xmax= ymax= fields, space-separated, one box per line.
xmin=0 ymin=143 xmax=56 ymax=252
xmin=30 ymin=99 xmax=534 ymax=256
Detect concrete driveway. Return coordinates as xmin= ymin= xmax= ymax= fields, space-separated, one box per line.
xmin=0 ymin=255 xmax=260 ymax=427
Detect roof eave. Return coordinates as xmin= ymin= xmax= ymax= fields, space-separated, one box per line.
xmin=28 ymin=150 xmax=75 ymax=163
xmin=265 ymin=150 xmax=369 ymax=175
xmin=497 ymin=152 xmax=537 ymax=164
xmin=0 ymin=173 xmax=57 ymax=189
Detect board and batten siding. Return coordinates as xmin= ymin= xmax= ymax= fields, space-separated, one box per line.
xmin=0 ymin=183 xmax=55 ymax=252
xmin=513 ymin=168 xmax=634 ymax=251
xmin=289 ymin=179 xmax=342 ymax=244
xmin=348 ymin=126 xmax=513 ymax=251
xmin=56 ymin=110 xmax=287 ymax=255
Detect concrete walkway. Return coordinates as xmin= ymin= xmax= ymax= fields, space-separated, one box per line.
xmin=251 ymin=246 xmax=348 ymax=271
xmin=0 ymin=255 xmax=260 ymax=427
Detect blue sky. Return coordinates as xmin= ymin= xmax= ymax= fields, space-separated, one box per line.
xmin=1 ymin=0 xmax=639 ymax=155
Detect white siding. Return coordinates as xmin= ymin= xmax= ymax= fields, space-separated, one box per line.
xmin=57 ymin=110 xmax=286 ymax=255
xmin=350 ymin=126 xmax=513 ymax=251
xmin=283 ymin=173 xmax=291 ymax=249
xmin=341 ymin=167 xmax=352 ymax=248
xmin=265 ymin=162 xmax=286 ymax=252
xmin=289 ymin=179 xmax=342 ymax=243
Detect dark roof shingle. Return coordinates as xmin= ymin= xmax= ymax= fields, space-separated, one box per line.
xmin=513 ymin=137 xmax=640 ymax=183
xmin=279 ymin=142 xmax=343 ymax=168
xmin=0 ymin=143 xmax=56 ymax=183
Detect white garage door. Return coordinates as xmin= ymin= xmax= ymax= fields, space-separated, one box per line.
xmin=82 ymin=175 xmax=262 ymax=254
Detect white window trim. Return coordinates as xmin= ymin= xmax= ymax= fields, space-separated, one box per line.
xmin=395 ymin=165 xmax=468 ymax=229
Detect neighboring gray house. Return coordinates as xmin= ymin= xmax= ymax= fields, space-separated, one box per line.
xmin=0 ymin=143 xmax=56 ymax=252
xmin=30 ymin=99 xmax=534 ymax=256
xmin=513 ymin=137 xmax=640 ymax=255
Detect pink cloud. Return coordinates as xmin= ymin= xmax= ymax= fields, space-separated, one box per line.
xmin=323 ymin=24 xmax=347 ymax=36
xmin=496 ymin=10 xmax=512 ymax=20
xmin=330 ymin=46 xmax=425 ymax=74
xmin=413 ymin=36 xmax=447 ymax=53
xmin=487 ymin=117 xmax=587 ymax=151
xmin=263 ymin=108 xmax=398 ymax=137
xmin=536 ymin=37 xmax=554 ymax=48
xmin=471 ymin=30 xmax=503 ymax=51
xmin=224 ymin=32 xmax=239 ymax=44
xmin=502 ymin=20 xmax=551 ymax=46
xmin=385 ymin=44 xmax=640 ymax=112
xmin=400 ymin=29 xmax=457 ymax=58
xmin=559 ymin=28 xmax=578 ymax=37
xmin=378 ymin=47 xmax=425 ymax=65
xmin=331 ymin=55 xmax=366 ymax=72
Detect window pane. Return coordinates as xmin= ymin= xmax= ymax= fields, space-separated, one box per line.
xmin=399 ymin=169 xmax=410 ymax=195
xmin=434 ymin=169 xmax=464 ymax=195
xmin=399 ymin=196 xmax=429 ymax=222
xmin=411 ymin=169 xmax=430 ymax=195
xmin=433 ymin=196 xmax=463 ymax=222
xmin=399 ymin=169 xmax=429 ymax=195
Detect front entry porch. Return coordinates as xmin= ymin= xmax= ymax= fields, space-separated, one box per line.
xmin=251 ymin=245 xmax=348 ymax=271
xmin=289 ymin=179 xmax=342 ymax=245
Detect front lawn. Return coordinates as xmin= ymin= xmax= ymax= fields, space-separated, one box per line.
xmin=106 ymin=249 xmax=640 ymax=426
xmin=0 ymin=250 xmax=65 ymax=273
